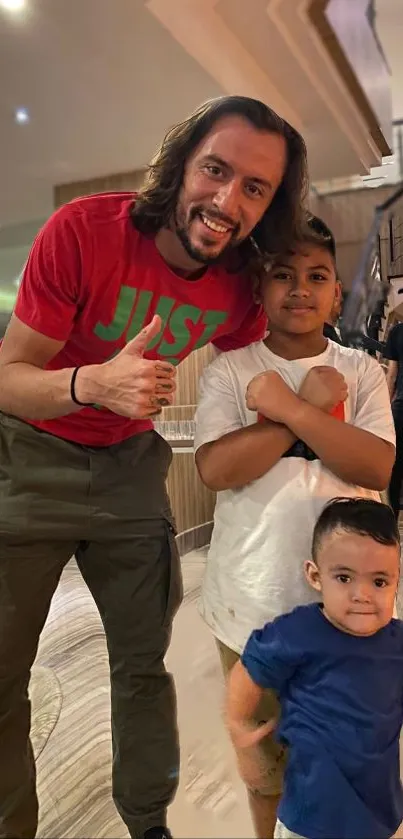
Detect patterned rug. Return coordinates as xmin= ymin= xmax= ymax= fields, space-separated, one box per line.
xmin=29 ymin=665 xmax=63 ymax=759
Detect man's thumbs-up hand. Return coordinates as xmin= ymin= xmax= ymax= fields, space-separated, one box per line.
xmin=73 ymin=316 xmax=177 ymax=418
xmin=122 ymin=315 xmax=162 ymax=358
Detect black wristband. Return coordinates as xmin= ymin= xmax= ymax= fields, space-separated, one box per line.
xmin=70 ymin=367 xmax=93 ymax=408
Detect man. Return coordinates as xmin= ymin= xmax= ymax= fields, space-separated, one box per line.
xmin=0 ymin=95 xmax=307 ymax=839
xmin=384 ymin=320 xmax=403 ymax=519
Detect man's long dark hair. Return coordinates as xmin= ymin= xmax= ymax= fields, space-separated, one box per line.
xmin=131 ymin=96 xmax=308 ymax=274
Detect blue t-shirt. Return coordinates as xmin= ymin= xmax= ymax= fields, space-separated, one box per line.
xmin=242 ymin=604 xmax=403 ymax=839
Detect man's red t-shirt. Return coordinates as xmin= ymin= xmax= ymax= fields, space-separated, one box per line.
xmin=14 ymin=192 xmax=267 ymax=446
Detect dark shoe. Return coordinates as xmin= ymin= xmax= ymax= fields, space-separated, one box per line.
xmin=143 ymin=828 xmax=172 ymax=839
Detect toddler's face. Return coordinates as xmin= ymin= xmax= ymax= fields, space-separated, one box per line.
xmin=305 ymin=529 xmax=400 ymax=636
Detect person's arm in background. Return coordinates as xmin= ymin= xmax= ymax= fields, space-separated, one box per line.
xmin=194 ymin=355 xmax=296 ymax=491
xmin=359 ymin=334 xmax=385 ymax=356
xmin=247 ymin=358 xmax=395 ymax=491
xmin=386 ymin=360 xmax=398 ymax=400
xmin=0 ymin=209 xmax=176 ymax=420
xmin=383 ymin=323 xmax=400 ymax=400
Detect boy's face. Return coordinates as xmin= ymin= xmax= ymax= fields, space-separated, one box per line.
xmin=305 ymin=530 xmax=400 ymax=637
xmin=261 ymin=244 xmax=340 ymax=336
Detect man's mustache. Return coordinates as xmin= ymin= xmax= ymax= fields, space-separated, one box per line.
xmin=189 ymin=206 xmax=240 ymax=237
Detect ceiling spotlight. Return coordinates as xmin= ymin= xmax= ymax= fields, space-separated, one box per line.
xmin=14 ymin=107 xmax=30 ymax=124
xmin=0 ymin=0 xmax=26 ymax=11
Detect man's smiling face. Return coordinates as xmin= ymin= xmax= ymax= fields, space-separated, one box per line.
xmin=173 ymin=114 xmax=287 ymax=265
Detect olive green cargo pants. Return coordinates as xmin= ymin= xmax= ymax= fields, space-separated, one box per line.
xmin=0 ymin=412 xmax=183 ymax=838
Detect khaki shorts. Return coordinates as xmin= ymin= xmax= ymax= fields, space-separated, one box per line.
xmin=217 ymin=639 xmax=287 ymax=796
xmin=274 ymin=820 xmax=306 ymax=838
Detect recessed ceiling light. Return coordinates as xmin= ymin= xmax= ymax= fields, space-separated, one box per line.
xmin=14 ymin=107 xmax=30 ymax=124
xmin=0 ymin=0 xmax=26 ymax=11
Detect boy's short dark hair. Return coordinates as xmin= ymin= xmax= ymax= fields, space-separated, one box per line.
xmin=305 ymin=215 xmax=336 ymax=258
xmin=269 ymin=213 xmax=336 ymax=269
xmin=312 ymin=497 xmax=400 ymax=561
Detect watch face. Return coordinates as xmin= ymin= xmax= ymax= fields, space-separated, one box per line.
xmin=340 ymin=183 xmax=403 ymax=344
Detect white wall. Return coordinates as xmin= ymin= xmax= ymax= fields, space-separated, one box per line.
xmin=377 ymin=0 xmax=403 ymax=120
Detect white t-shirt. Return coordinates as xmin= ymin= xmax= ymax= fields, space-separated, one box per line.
xmin=194 ymin=340 xmax=396 ymax=654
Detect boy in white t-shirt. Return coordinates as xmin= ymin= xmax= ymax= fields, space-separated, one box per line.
xmin=194 ymin=216 xmax=396 ymax=838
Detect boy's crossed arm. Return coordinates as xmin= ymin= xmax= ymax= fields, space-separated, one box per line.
xmin=196 ymin=366 xmax=347 ymax=492
xmin=247 ymin=369 xmax=393 ymax=491
xmin=196 ymin=420 xmax=296 ymax=491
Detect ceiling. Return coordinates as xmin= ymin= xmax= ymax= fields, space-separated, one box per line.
xmin=0 ymin=0 xmax=401 ymax=233
xmin=0 ymin=0 xmax=222 ymax=227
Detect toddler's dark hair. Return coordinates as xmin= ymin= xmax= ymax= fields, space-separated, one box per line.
xmin=312 ymin=497 xmax=400 ymax=561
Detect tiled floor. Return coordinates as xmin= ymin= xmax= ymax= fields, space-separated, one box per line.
xmin=33 ymin=549 xmax=253 ymax=839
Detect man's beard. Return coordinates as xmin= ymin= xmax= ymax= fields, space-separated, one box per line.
xmin=174 ymin=204 xmax=240 ymax=266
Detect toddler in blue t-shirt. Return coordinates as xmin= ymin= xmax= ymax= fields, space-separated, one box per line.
xmin=226 ymin=497 xmax=403 ymax=839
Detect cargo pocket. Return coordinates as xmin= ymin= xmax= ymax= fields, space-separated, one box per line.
xmin=163 ymin=514 xmax=184 ymax=626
